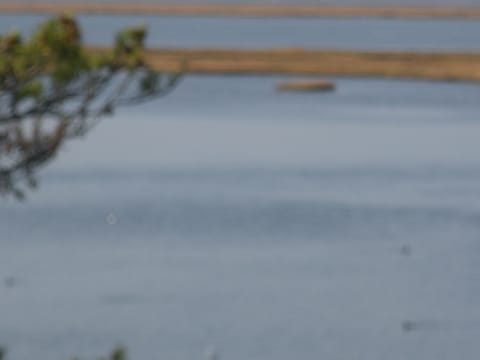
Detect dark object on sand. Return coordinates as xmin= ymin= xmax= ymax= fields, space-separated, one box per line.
xmin=276 ymin=79 xmax=335 ymax=92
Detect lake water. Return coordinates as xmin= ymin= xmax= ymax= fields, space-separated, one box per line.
xmin=2 ymin=14 xmax=480 ymax=50
xmin=1 ymin=14 xmax=480 ymax=360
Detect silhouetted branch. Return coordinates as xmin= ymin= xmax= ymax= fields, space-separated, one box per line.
xmin=0 ymin=15 xmax=182 ymax=199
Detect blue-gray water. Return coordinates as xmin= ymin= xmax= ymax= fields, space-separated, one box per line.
xmin=2 ymin=14 xmax=480 ymax=50
xmin=1 ymin=14 xmax=480 ymax=360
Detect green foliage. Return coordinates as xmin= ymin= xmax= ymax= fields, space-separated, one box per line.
xmin=0 ymin=14 xmax=181 ymax=199
xmin=108 ymin=345 xmax=128 ymax=360
xmin=114 ymin=25 xmax=146 ymax=68
xmin=71 ymin=345 xmax=128 ymax=360
xmin=0 ymin=345 xmax=127 ymax=360
xmin=140 ymin=70 xmax=160 ymax=94
xmin=15 ymin=79 xmax=42 ymax=100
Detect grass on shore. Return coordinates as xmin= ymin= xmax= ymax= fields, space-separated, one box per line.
xmin=112 ymin=47 xmax=480 ymax=83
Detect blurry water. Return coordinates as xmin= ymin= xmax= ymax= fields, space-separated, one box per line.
xmin=2 ymin=9 xmax=480 ymax=360
xmin=2 ymin=14 xmax=480 ymax=50
xmin=1 ymin=75 xmax=480 ymax=360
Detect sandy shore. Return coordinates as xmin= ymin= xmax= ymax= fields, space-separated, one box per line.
xmin=103 ymin=47 xmax=480 ymax=83
xmin=2 ymin=2 xmax=480 ymax=19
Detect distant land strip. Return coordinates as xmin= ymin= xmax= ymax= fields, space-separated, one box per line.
xmin=3 ymin=2 xmax=480 ymax=19
xmin=89 ymin=47 xmax=480 ymax=83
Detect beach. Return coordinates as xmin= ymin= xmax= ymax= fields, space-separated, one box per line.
xmin=136 ymin=47 xmax=480 ymax=82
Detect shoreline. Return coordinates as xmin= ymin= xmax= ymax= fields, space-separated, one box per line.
xmin=118 ymin=47 xmax=480 ymax=83
xmin=2 ymin=3 xmax=480 ymax=19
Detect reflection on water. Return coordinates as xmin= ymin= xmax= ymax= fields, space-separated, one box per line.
xmin=1 ymin=75 xmax=480 ymax=359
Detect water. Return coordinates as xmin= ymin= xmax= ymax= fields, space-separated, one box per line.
xmin=1 ymin=14 xmax=480 ymax=360
xmin=2 ymin=75 xmax=480 ymax=360
xmin=2 ymin=14 xmax=480 ymax=50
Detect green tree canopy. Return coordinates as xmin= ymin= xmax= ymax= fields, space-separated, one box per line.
xmin=0 ymin=14 xmax=181 ymax=199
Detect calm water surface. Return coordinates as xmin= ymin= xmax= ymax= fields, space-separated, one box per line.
xmin=1 ymin=14 xmax=480 ymax=50
xmin=1 ymin=13 xmax=480 ymax=360
xmin=1 ymin=76 xmax=480 ymax=360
